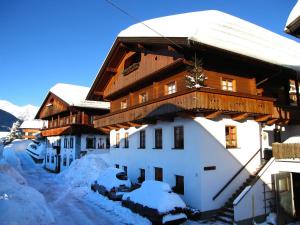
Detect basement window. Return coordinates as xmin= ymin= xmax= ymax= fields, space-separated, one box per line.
xmin=122 ymin=53 xmax=141 ymax=76
xmin=154 ymin=167 xmax=163 ymax=181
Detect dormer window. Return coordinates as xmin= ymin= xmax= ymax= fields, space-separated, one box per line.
xmin=121 ymin=99 xmax=128 ymax=109
xmin=166 ymin=81 xmax=177 ymax=95
xmin=221 ymin=78 xmax=236 ymax=92
xmin=122 ymin=53 xmax=141 ymax=76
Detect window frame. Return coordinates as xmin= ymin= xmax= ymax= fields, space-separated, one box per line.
xmin=121 ymin=99 xmax=128 ymax=110
xmin=221 ymin=78 xmax=236 ymax=92
xmin=174 ymin=126 xmax=184 ymax=149
xmin=139 ymin=92 xmax=148 ymax=104
xmin=124 ymin=132 xmax=129 ymax=148
xmin=174 ymin=175 xmax=184 ymax=195
xmin=154 ymin=167 xmax=163 ymax=181
xmin=225 ymin=125 xmax=237 ymax=149
xmin=154 ymin=128 xmax=163 ymax=149
xmin=139 ymin=130 xmax=146 ymax=149
xmin=115 ymin=133 xmax=120 ymax=148
xmin=165 ymin=81 xmax=177 ymax=95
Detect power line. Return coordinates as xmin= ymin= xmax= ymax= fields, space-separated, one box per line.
xmin=103 ymin=0 xmax=183 ymax=49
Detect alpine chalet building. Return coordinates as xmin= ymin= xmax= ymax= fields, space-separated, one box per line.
xmin=36 ymin=83 xmax=110 ymax=172
xmin=87 ymin=11 xmax=300 ymax=224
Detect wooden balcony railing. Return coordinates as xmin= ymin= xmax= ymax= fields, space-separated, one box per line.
xmin=272 ymin=143 xmax=300 ymax=159
xmin=94 ymin=88 xmax=275 ymax=128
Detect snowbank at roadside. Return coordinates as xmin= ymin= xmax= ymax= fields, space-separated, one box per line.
xmin=0 ymin=161 xmax=27 ymax=185
xmin=59 ymin=152 xmax=110 ymax=187
xmin=122 ymin=180 xmax=186 ymax=213
xmin=0 ymin=172 xmax=55 ymax=225
xmin=3 ymin=146 xmax=22 ymax=170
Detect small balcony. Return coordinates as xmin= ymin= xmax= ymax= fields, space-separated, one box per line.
xmin=94 ymin=88 xmax=276 ymax=129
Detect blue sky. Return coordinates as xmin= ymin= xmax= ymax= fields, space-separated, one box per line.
xmin=0 ymin=0 xmax=298 ymax=106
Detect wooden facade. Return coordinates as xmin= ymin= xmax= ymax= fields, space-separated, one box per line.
xmin=87 ymin=37 xmax=300 ymax=130
xmin=36 ymin=92 xmax=109 ymax=137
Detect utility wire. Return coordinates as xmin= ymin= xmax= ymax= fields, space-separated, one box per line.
xmin=103 ymin=0 xmax=183 ymax=49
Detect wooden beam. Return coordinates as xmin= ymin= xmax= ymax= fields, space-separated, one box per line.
xmin=115 ymin=124 xmax=130 ymax=129
xmin=126 ymin=122 xmax=142 ymax=127
xmin=167 ymin=45 xmax=177 ymax=53
xmin=204 ymin=111 xmax=222 ymax=119
xmin=255 ymin=114 xmax=272 ymax=122
xmin=266 ymin=118 xmax=279 ymax=126
xmin=106 ymin=67 xmax=117 ymax=74
xmin=94 ymin=91 xmax=104 ymax=96
xmin=137 ymin=43 xmax=145 ymax=50
xmin=231 ymin=113 xmax=249 ymax=121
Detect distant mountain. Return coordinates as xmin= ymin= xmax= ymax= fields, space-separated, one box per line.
xmin=0 ymin=100 xmax=38 ymax=121
xmin=0 ymin=109 xmax=19 ymax=132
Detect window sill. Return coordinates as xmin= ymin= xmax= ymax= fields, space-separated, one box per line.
xmin=172 ymin=147 xmax=184 ymax=150
xmin=152 ymin=147 xmax=162 ymax=150
xmin=138 ymin=147 xmax=146 ymax=149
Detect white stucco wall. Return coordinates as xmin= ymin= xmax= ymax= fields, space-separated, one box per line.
xmin=234 ymin=159 xmax=300 ymax=222
xmin=109 ymin=116 xmax=262 ymax=212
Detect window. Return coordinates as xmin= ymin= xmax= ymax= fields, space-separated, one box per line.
xmin=155 ymin=128 xmax=162 ymax=149
xmin=221 ymin=78 xmax=236 ymax=92
xmin=69 ymin=154 xmax=73 ymax=166
xmin=64 ymin=138 xmax=67 ymax=148
xmin=69 ymin=137 xmax=74 ymax=149
xmin=115 ymin=133 xmax=120 ymax=148
xmin=139 ymin=92 xmax=148 ymax=103
xmin=63 ymin=155 xmax=67 ymax=166
xmin=88 ymin=115 xmax=94 ymax=125
xmin=289 ymin=79 xmax=299 ymax=106
xmin=86 ymin=137 xmax=96 ymax=149
xmin=123 ymin=53 xmax=141 ymax=75
xmin=71 ymin=115 xmax=76 ymax=124
xmin=155 ymin=167 xmax=163 ymax=181
xmin=51 ymin=155 xmax=54 ymax=163
xmin=225 ymin=126 xmax=237 ymax=148
xmin=139 ymin=130 xmax=146 ymax=149
xmin=121 ymin=99 xmax=128 ymax=109
xmin=174 ymin=175 xmax=184 ymax=195
xmin=66 ymin=117 xmax=70 ymax=125
xmin=123 ymin=166 xmax=127 ymax=174
xmin=166 ymin=81 xmax=176 ymax=95
xmin=124 ymin=132 xmax=129 ymax=148
xmin=138 ymin=168 xmax=145 ymax=183
xmin=106 ymin=136 xmax=110 ymax=149
xmin=46 ymin=154 xmax=50 ymax=163
xmin=174 ymin=126 xmax=184 ymax=149
xmin=98 ymin=138 xmax=105 ymax=149
xmin=115 ymin=164 xmax=119 ymax=168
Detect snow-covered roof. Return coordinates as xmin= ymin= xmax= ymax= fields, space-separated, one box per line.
xmin=286 ymin=1 xmax=300 ymax=30
xmin=20 ymin=120 xmax=45 ymax=129
xmin=118 ymin=10 xmax=300 ymax=71
xmin=50 ymin=83 xmax=109 ymax=109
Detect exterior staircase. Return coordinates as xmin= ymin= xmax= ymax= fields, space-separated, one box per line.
xmin=214 ymin=162 xmax=267 ymax=224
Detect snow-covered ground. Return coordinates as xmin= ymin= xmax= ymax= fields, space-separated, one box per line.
xmin=0 ymin=139 xmax=230 ymax=225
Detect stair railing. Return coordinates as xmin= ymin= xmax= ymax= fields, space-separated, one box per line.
xmin=212 ymin=148 xmax=261 ymax=201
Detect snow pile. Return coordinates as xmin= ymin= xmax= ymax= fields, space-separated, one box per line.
xmin=255 ymin=213 xmax=277 ymax=225
xmin=26 ymin=141 xmax=46 ymax=160
xmin=0 ymin=99 xmax=38 ymax=120
xmin=0 ymin=172 xmax=55 ymax=225
xmin=284 ymin=136 xmax=300 ymax=143
xmin=3 ymin=146 xmax=22 ymax=170
xmin=0 ymin=161 xmax=27 ymax=185
xmin=96 ymin=167 xmax=131 ymax=191
xmin=122 ymin=180 xmax=186 ymax=213
xmin=60 ymin=153 xmax=110 ymax=187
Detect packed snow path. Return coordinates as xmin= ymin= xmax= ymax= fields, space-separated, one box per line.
xmin=1 ymin=140 xmax=150 ymax=225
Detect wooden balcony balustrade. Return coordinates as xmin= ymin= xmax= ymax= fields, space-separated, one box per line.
xmin=272 ymin=143 xmax=300 ymax=159
xmin=94 ymin=88 xmax=275 ymax=129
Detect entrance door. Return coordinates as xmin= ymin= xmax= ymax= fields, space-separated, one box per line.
xmin=275 ymin=172 xmax=295 ymax=223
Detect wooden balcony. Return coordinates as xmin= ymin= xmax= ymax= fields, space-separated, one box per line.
xmin=272 ymin=143 xmax=300 ymax=159
xmin=41 ymin=124 xmax=105 ymax=137
xmin=94 ymin=88 xmax=275 ymax=129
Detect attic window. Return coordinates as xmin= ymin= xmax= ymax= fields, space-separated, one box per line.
xmin=122 ymin=53 xmax=141 ymax=76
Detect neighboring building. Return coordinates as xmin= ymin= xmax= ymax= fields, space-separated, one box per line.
xmin=86 ymin=11 xmax=300 ymax=224
xmin=285 ymin=0 xmax=300 ymax=37
xmin=20 ymin=119 xmax=46 ymax=139
xmin=35 ymin=83 xmax=110 ymax=172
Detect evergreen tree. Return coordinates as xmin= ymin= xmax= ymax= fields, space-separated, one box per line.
xmin=185 ymin=57 xmax=207 ymax=88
